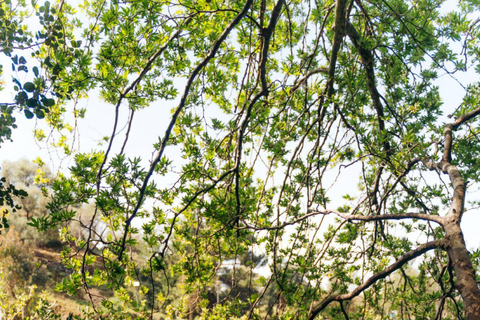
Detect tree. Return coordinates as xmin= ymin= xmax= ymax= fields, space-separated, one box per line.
xmin=0 ymin=159 xmax=62 ymax=246
xmin=3 ymin=0 xmax=480 ymax=319
xmin=2 ymin=159 xmax=52 ymax=218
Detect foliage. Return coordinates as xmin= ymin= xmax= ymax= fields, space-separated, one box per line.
xmin=0 ymin=228 xmax=50 ymax=298
xmin=0 ymin=161 xmax=83 ymax=319
xmin=1 ymin=160 xmax=59 ymax=245
xmin=0 ymin=0 xmax=58 ymax=235
xmin=0 ymin=176 xmax=26 ymax=232
xmin=2 ymin=0 xmax=480 ymax=319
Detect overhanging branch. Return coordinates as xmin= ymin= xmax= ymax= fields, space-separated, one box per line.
xmin=236 ymin=208 xmax=444 ymax=231
xmin=308 ymin=239 xmax=443 ymax=320
xmin=331 ymin=210 xmax=445 ymax=225
xmin=116 ymin=0 xmax=255 ymax=260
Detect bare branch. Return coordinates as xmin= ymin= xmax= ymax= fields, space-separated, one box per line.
xmin=451 ymin=106 xmax=480 ymax=130
xmin=236 ymin=208 xmax=444 ymax=232
xmin=236 ymin=210 xmax=325 ymax=231
xmin=443 ymin=106 xmax=480 ymax=162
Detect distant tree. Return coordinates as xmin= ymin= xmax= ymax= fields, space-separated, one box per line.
xmin=3 ymin=0 xmax=480 ymax=319
xmin=0 ymin=160 xmax=61 ymax=247
xmin=2 ymin=159 xmax=51 ymax=219
xmin=0 ymin=176 xmax=26 ymax=231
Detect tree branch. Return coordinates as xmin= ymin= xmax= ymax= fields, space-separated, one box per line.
xmin=345 ymin=21 xmax=391 ymax=156
xmin=96 ymin=17 xmax=192 ymax=191
xmin=451 ymin=106 xmax=480 ymax=130
xmin=422 ymin=106 xmax=480 ymax=319
xmin=443 ymin=106 xmax=480 ymax=162
xmin=308 ymin=240 xmax=443 ymax=320
xmin=236 ymin=208 xmax=444 ymax=231
xmin=421 ymin=107 xmax=480 ymax=220
xmin=331 ymin=210 xmax=445 ymax=225
xmin=236 ymin=210 xmax=325 ymax=231
xmin=290 ymin=67 xmax=329 ymax=93
xmin=326 ymin=0 xmax=348 ymax=97
xmin=258 ymin=0 xmax=285 ymax=93
xmin=117 ymin=0 xmax=254 ymax=260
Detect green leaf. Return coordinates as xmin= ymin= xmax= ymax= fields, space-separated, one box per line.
xmin=15 ymin=91 xmax=27 ymax=103
xmin=41 ymin=98 xmax=55 ymax=107
xmin=24 ymin=82 xmax=35 ymax=92
xmin=35 ymin=109 xmax=45 ymax=119
xmin=26 ymin=98 xmax=37 ymax=108
xmin=24 ymin=109 xmax=34 ymax=119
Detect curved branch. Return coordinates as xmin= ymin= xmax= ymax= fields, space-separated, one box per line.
xmin=331 ymin=210 xmax=445 ymax=225
xmin=451 ymin=106 xmax=480 ymax=130
xmin=117 ymin=0 xmax=255 ymax=260
xmin=345 ymin=21 xmax=391 ymax=156
xmin=308 ymin=240 xmax=443 ymax=320
xmin=443 ymin=106 xmax=480 ymax=162
xmin=96 ymin=17 xmax=193 ymax=191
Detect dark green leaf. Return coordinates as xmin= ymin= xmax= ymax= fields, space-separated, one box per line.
xmin=26 ymin=98 xmax=37 ymax=108
xmin=35 ymin=109 xmax=45 ymax=119
xmin=24 ymin=109 xmax=34 ymax=119
xmin=15 ymin=91 xmax=27 ymax=103
xmin=33 ymin=66 xmax=39 ymax=77
xmin=24 ymin=82 xmax=35 ymax=92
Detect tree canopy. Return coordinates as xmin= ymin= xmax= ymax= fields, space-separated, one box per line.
xmin=2 ymin=0 xmax=480 ymax=319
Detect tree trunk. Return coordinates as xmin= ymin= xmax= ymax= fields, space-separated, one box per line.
xmin=439 ymin=160 xmax=480 ymax=319
xmin=444 ymin=220 xmax=480 ymax=320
